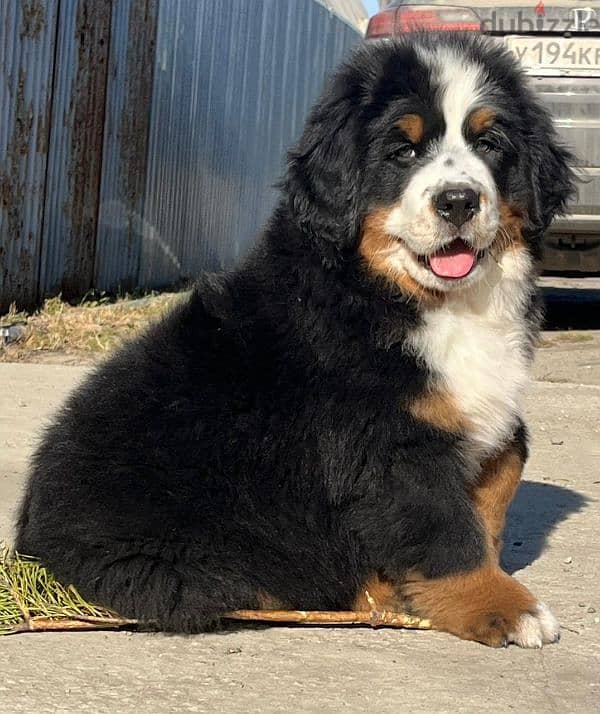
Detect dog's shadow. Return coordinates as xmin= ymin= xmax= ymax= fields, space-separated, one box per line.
xmin=501 ymin=480 xmax=588 ymax=574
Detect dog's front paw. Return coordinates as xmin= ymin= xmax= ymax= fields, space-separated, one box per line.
xmin=459 ymin=600 xmax=560 ymax=648
xmin=404 ymin=567 xmax=560 ymax=648
xmin=508 ymin=602 xmax=560 ymax=648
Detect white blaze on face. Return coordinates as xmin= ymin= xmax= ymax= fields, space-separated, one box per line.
xmin=436 ymin=48 xmax=485 ymax=147
xmin=396 ymin=45 xmax=535 ymax=456
xmin=383 ymin=46 xmax=500 ymax=280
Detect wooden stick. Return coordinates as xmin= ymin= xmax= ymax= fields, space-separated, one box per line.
xmin=13 ymin=615 xmax=138 ymax=633
xmin=7 ymin=609 xmax=431 ymax=634
xmin=225 ymin=609 xmax=431 ymax=629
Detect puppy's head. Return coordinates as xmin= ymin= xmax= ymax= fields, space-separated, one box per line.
xmin=285 ymin=33 xmax=576 ymax=299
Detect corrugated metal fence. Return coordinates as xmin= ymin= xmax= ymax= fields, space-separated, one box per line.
xmin=0 ymin=0 xmax=360 ymax=311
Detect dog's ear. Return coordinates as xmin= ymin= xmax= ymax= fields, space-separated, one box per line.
xmin=284 ymin=69 xmax=363 ymax=262
xmin=522 ymin=107 xmax=577 ymax=235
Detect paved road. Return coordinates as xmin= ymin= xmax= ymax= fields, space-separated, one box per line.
xmin=1 ymin=331 xmax=599 ymax=713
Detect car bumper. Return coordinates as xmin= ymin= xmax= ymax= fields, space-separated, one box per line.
xmin=532 ymin=76 xmax=600 ymax=272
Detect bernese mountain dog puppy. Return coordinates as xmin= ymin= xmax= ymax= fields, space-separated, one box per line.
xmin=16 ymin=33 xmax=576 ymax=647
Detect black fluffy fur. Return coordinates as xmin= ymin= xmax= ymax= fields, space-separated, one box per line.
xmin=16 ymin=34 xmax=575 ymax=632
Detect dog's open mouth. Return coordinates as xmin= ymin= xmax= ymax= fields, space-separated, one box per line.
xmin=417 ymin=239 xmax=484 ymax=280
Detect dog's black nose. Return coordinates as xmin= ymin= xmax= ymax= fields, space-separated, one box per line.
xmin=434 ymin=187 xmax=480 ymax=228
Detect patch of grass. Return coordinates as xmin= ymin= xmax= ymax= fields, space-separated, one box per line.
xmin=551 ymin=332 xmax=594 ymax=344
xmin=538 ymin=332 xmax=594 ymax=348
xmin=0 ymin=292 xmax=186 ymax=363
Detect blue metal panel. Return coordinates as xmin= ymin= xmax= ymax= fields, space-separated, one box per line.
xmin=39 ymin=0 xmax=111 ymax=299
xmin=94 ymin=0 xmax=158 ymax=293
xmin=138 ymin=0 xmax=360 ymax=287
xmin=0 ymin=0 xmax=59 ymax=311
xmin=1 ymin=0 xmax=359 ymax=308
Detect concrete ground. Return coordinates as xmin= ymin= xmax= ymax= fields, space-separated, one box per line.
xmin=0 ymin=287 xmax=599 ymax=713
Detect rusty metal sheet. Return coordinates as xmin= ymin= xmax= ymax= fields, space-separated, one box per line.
xmin=2 ymin=0 xmax=359 ymax=307
xmin=39 ymin=0 xmax=111 ymax=300
xmin=94 ymin=0 xmax=158 ymax=294
xmin=138 ymin=0 xmax=360 ymax=288
xmin=0 ymin=0 xmax=59 ymax=312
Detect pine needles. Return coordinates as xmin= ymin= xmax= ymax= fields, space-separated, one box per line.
xmin=0 ymin=546 xmax=136 ymax=635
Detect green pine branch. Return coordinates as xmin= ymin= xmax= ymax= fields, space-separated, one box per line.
xmin=0 ymin=544 xmax=136 ymax=635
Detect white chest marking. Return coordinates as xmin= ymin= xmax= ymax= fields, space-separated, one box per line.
xmin=408 ymin=252 xmax=534 ymax=455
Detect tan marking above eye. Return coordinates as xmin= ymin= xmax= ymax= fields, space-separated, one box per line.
xmin=469 ymin=107 xmax=496 ymax=135
xmin=397 ymin=114 xmax=424 ymax=144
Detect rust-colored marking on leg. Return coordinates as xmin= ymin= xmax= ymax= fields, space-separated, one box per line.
xmin=402 ymin=563 xmax=537 ymax=646
xmin=472 ymin=446 xmax=524 ymax=558
xmin=401 ymin=444 xmax=531 ymax=646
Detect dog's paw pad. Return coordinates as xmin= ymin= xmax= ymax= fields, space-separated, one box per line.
xmin=508 ymin=603 xmax=560 ymax=648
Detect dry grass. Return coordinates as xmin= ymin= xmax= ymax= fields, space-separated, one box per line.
xmin=0 ymin=292 xmax=186 ymax=364
xmin=539 ymin=332 xmax=594 ymax=348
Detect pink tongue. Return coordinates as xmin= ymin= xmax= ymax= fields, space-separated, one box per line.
xmin=429 ymin=239 xmax=476 ymax=279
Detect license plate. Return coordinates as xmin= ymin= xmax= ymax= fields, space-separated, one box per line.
xmin=505 ymin=36 xmax=600 ymax=71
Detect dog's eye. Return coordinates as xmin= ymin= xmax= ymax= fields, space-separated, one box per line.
xmin=475 ymin=137 xmax=500 ymax=155
xmin=390 ymin=144 xmax=417 ymax=161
